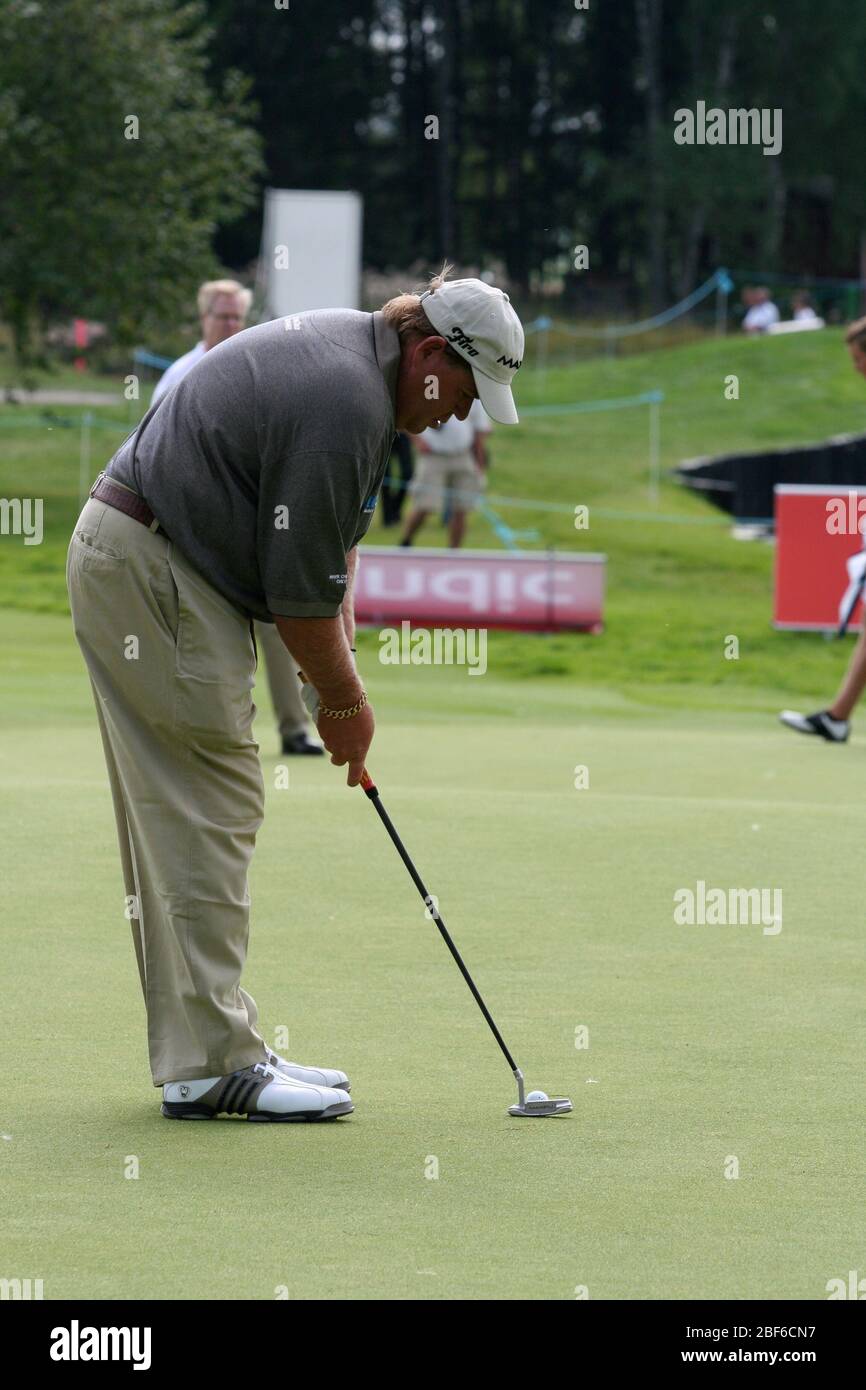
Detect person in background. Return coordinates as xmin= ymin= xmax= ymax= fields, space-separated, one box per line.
xmin=791 ymin=291 xmax=819 ymax=322
xmin=399 ymin=397 xmax=492 ymax=549
xmin=380 ymin=431 xmax=414 ymax=527
xmin=150 ymin=279 xmax=323 ymax=756
xmin=780 ymin=317 xmax=866 ymax=742
xmin=741 ymin=285 xmax=780 ymax=334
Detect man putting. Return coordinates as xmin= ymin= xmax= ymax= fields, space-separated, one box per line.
xmin=66 ymin=269 xmax=524 ymax=1122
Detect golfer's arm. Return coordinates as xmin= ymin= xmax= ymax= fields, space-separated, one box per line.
xmin=274 ymin=614 xmax=362 ymax=707
xmin=341 ymin=546 xmax=358 ymax=648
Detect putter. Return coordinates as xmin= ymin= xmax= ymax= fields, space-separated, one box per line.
xmin=359 ymin=769 xmax=572 ymax=1118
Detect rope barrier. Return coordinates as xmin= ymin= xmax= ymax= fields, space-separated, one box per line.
xmin=524 ymin=269 xmax=734 ymax=342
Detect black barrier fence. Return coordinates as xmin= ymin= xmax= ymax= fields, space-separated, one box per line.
xmin=675 ymin=432 xmax=866 ymax=526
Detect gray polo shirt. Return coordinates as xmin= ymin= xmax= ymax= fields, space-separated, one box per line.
xmin=104 ymin=310 xmax=400 ymax=621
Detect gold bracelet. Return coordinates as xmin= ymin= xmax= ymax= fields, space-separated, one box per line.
xmin=318 ymin=690 xmax=368 ymax=720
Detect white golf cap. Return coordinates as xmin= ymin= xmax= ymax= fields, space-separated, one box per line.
xmin=418 ymin=278 xmax=524 ymax=424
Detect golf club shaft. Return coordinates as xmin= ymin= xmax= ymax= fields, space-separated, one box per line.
xmin=360 ymin=769 xmax=519 ymax=1073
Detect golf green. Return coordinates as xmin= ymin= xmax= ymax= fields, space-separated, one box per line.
xmin=1 ymin=611 xmax=861 ymax=1300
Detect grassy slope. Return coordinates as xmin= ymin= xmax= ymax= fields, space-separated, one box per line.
xmin=1 ymin=328 xmax=864 ymax=709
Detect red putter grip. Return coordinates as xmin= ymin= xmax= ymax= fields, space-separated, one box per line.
xmin=360 ymin=768 xmax=378 ymax=796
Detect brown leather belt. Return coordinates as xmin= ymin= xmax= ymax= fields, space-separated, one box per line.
xmin=89 ymin=472 xmax=167 ymax=535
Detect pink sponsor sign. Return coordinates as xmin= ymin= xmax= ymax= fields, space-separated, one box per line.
xmin=355 ymin=547 xmax=606 ymax=632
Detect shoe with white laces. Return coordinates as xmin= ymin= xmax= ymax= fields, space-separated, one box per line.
xmin=779 ymin=709 xmax=850 ymax=742
xmin=161 ymin=1061 xmax=353 ymax=1122
xmin=264 ymin=1048 xmax=351 ymax=1093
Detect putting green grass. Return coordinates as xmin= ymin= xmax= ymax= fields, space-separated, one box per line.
xmin=1 ymin=611 xmax=862 ymax=1300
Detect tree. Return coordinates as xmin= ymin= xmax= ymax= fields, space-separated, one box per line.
xmin=0 ymin=0 xmax=262 ymax=371
xmin=635 ymin=0 xmax=667 ymax=312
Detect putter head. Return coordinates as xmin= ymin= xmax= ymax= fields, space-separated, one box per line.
xmin=508 ymin=1096 xmax=573 ymax=1118
xmin=508 ymin=1072 xmax=572 ymax=1118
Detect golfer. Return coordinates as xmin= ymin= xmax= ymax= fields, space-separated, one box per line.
xmin=780 ymin=316 xmax=866 ymax=743
xmin=67 ymin=269 xmax=524 ymax=1122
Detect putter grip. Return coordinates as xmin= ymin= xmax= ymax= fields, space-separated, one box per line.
xmin=360 ymin=769 xmax=378 ymax=797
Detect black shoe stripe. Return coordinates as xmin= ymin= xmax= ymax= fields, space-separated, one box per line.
xmin=211 ymin=1077 xmax=232 ymax=1114
xmin=212 ymin=1074 xmax=233 ymax=1113
xmin=219 ymin=1071 xmax=250 ymax=1114
xmin=235 ymin=1078 xmax=259 ymax=1113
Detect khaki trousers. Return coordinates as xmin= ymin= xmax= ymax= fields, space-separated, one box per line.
xmin=408 ymin=449 xmax=485 ymax=511
xmin=253 ymin=620 xmax=308 ymax=738
xmin=67 ymin=497 xmax=269 ymax=1085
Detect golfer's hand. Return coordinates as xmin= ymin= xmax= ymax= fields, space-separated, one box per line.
xmin=316 ymin=702 xmax=375 ymax=787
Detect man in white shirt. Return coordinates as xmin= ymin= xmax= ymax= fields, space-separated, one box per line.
xmin=400 ymin=397 xmax=492 ymax=548
xmin=792 ymin=291 xmax=819 ymax=322
xmin=150 ymin=280 xmax=249 ymax=406
xmin=149 ymin=279 xmax=323 ymax=755
xmin=741 ymin=286 xmax=780 ymax=334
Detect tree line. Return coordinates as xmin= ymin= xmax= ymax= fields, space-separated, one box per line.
xmin=2 ymin=0 xmax=864 ymax=366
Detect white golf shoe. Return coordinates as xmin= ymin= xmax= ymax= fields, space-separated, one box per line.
xmin=161 ymin=1060 xmax=353 ymax=1122
xmin=264 ymin=1048 xmax=351 ymax=1092
xmin=779 ymin=709 xmax=850 ymax=742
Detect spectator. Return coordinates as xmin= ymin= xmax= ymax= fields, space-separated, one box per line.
xmin=792 ymin=291 xmax=819 ymax=322
xmin=151 ymin=280 xmax=250 ymax=407
xmin=400 ymin=398 xmax=492 ymax=549
xmin=742 ymin=286 xmax=780 ymax=334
